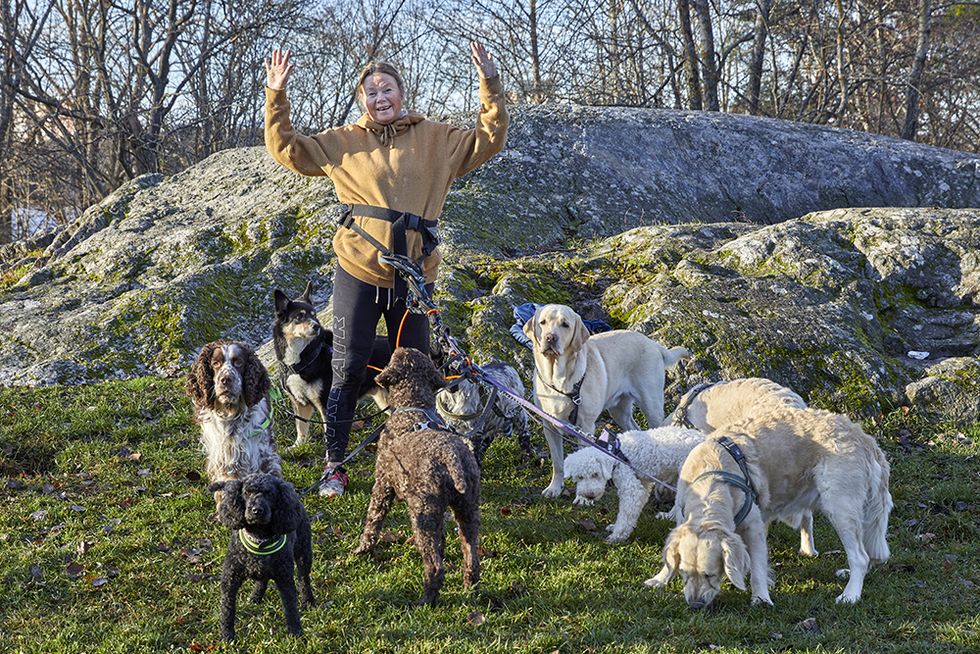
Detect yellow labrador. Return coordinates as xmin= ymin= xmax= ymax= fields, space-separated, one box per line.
xmin=645 ymin=407 xmax=892 ymax=608
xmin=523 ymin=304 xmax=689 ymax=497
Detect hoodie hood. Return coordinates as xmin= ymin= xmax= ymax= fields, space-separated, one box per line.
xmin=356 ymin=111 xmax=426 ymax=147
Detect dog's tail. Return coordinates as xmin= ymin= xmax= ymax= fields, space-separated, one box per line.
xmin=661 ymin=346 xmax=691 ymax=369
xmin=446 ymin=454 xmax=471 ymax=496
xmin=863 ymin=446 xmax=893 ymax=563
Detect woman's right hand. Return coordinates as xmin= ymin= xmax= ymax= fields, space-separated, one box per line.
xmin=264 ymin=48 xmax=294 ymax=91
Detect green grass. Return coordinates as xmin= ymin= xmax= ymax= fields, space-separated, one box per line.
xmin=1 ymin=378 xmax=978 ymax=653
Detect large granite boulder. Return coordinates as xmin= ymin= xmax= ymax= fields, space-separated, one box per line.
xmin=0 ymin=104 xmax=978 ymax=427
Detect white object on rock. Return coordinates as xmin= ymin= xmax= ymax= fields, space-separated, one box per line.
xmin=907 ymin=351 xmax=930 ymax=360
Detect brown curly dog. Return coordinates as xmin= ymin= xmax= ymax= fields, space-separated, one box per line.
xmin=354 ymin=347 xmax=481 ymax=606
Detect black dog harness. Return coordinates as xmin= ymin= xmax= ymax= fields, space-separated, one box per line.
xmin=595 ymin=425 xmax=630 ymax=464
xmin=339 ymin=204 xmax=440 ymax=299
xmin=282 ymin=335 xmax=331 ymax=376
xmin=391 ymin=406 xmax=450 ymax=432
xmin=238 ymin=530 xmax=287 ymax=556
xmin=671 ymin=381 xmax=720 ymax=428
xmin=535 ymin=370 xmax=586 ymax=426
xmin=690 ymin=435 xmax=758 ymax=526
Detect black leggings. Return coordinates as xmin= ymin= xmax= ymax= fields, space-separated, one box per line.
xmin=325 ymin=265 xmax=431 ymax=463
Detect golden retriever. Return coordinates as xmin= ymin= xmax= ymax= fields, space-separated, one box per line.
xmin=523 ymin=304 xmax=689 ymax=497
xmin=645 ymin=407 xmax=892 ymax=607
xmin=666 ymin=377 xmax=818 ymax=557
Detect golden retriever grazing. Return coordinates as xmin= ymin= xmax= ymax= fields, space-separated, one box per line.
xmin=523 ymin=304 xmax=689 ymax=497
xmin=645 ymin=407 xmax=892 ymax=608
xmin=666 ymin=377 xmax=818 ymax=557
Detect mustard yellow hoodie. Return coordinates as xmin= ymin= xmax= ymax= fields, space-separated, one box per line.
xmin=264 ymin=76 xmax=508 ymax=286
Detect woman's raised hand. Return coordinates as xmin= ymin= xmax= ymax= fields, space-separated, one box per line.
xmin=470 ymin=41 xmax=498 ymax=79
xmin=264 ymin=48 xmax=295 ymax=91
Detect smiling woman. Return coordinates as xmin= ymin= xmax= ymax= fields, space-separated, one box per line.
xmin=263 ymin=42 xmax=508 ymax=498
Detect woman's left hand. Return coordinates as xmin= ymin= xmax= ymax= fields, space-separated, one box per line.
xmin=470 ymin=41 xmax=498 ymax=79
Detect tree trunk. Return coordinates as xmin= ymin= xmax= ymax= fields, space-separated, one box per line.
xmin=677 ymin=0 xmax=702 ymax=110
xmin=747 ymin=0 xmax=771 ymax=115
xmin=691 ymin=0 xmax=719 ymax=111
xmin=902 ymin=0 xmax=932 ymax=141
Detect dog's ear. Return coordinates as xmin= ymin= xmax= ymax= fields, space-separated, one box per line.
xmin=214 ymin=480 xmax=246 ymax=529
xmin=241 ymin=345 xmax=270 ymax=407
xmin=569 ymin=311 xmax=590 ymax=353
xmin=720 ymin=528 xmax=750 ymax=591
xmin=428 ymin=360 xmax=447 ymax=390
xmin=523 ymin=306 xmax=543 ymax=344
xmin=375 ymin=363 xmax=396 ymax=390
xmin=273 ymin=289 xmax=290 ymax=315
xmin=659 ymin=528 xmax=681 ymax=582
xmin=270 ymin=478 xmax=303 ymax=534
xmin=300 ymin=280 xmax=313 ymax=304
xmin=186 ymin=342 xmax=219 ymax=408
xmin=597 ymin=453 xmax=616 ymax=480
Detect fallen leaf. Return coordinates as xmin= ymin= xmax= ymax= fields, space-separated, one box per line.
xmin=380 ymin=531 xmax=401 ymax=544
xmin=91 ymin=577 xmax=108 ymax=587
xmin=77 ymin=540 xmax=93 ymax=555
xmin=577 ymin=518 xmax=597 ymax=531
xmin=498 ymin=505 xmax=512 ymax=516
xmin=185 ymin=470 xmax=201 ymax=482
xmin=189 ymin=641 xmax=204 ymax=652
xmin=476 ymin=546 xmax=495 ymax=558
xmin=29 ymin=564 xmax=42 ymax=579
xmin=5 ymin=479 xmax=25 ymax=490
xmin=41 ymin=484 xmax=55 ymax=494
xmin=65 ymin=562 xmax=84 ymax=578
xmin=798 ymin=617 xmax=820 ymax=633
xmin=137 ymin=468 xmax=152 ymax=477
xmin=157 ymin=543 xmax=172 ymax=552
xmin=69 ymin=505 xmax=85 ymax=513
xmin=30 ymin=510 xmax=47 ymax=521
xmin=466 ymin=611 xmax=485 ymax=626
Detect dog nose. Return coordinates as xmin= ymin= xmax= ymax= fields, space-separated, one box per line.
xmin=544 ymin=333 xmax=557 ymax=345
xmin=689 ymin=600 xmax=705 ymax=611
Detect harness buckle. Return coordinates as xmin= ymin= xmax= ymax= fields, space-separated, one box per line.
xmin=338 ymin=204 xmax=355 ymax=228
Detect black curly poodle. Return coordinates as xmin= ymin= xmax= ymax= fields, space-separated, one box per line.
xmin=209 ymin=474 xmax=314 ymax=640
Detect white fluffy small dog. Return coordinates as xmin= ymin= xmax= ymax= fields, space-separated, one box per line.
xmin=563 ymin=426 xmax=705 ymax=543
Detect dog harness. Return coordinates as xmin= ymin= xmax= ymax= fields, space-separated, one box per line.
xmin=594 ymin=424 xmax=631 ymax=463
xmin=238 ymin=530 xmax=287 ymax=556
xmin=535 ymin=370 xmax=586 ymax=426
xmin=671 ymin=381 xmax=720 ymax=428
xmin=391 ymin=406 xmax=450 ymax=432
xmin=282 ymin=335 xmax=330 ymax=376
xmin=690 ymin=435 xmax=758 ymax=526
xmin=338 ymin=204 xmax=440 ymax=299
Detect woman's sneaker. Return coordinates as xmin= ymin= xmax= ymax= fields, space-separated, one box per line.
xmin=319 ymin=467 xmax=349 ymax=498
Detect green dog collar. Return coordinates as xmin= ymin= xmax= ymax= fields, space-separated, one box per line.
xmin=238 ymin=530 xmax=287 ymax=556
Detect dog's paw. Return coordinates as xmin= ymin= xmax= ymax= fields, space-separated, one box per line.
xmin=835 ymin=568 xmax=850 ymax=580
xmin=605 ymin=532 xmax=628 ymax=544
xmin=605 ymin=523 xmax=616 ymax=532
xmin=572 ymin=496 xmax=593 ymax=506
xmin=643 ymin=575 xmax=668 ymax=589
xmin=800 ymin=545 xmax=819 ymax=557
xmin=352 ymin=542 xmax=374 ymax=556
xmin=541 ymin=483 xmax=564 ymax=499
xmin=835 ymin=590 xmax=860 ymax=604
xmin=751 ymin=595 xmax=774 ymax=607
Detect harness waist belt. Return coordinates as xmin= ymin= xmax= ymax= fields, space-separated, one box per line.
xmin=339 ymin=203 xmax=440 ymax=298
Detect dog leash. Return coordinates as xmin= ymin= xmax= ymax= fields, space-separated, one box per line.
xmin=376 ymin=254 xmax=678 ymax=494
xmin=296 ymin=417 xmax=389 ymax=498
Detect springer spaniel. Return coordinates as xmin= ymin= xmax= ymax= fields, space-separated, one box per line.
xmin=186 ymin=341 xmax=282 ymax=506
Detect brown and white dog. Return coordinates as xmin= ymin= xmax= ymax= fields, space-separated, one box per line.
xmin=186 ymin=341 xmax=282 ymax=506
xmin=646 ymin=407 xmax=892 ymax=608
xmin=523 ymin=304 xmax=689 ymax=497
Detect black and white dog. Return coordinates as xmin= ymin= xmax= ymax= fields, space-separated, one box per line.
xmin=272 ymin=282 xmax=390 ymax=447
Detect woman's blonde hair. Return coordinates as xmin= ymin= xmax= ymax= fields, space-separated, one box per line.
xmin=356 ymin=61 xmax=406 ymax=104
